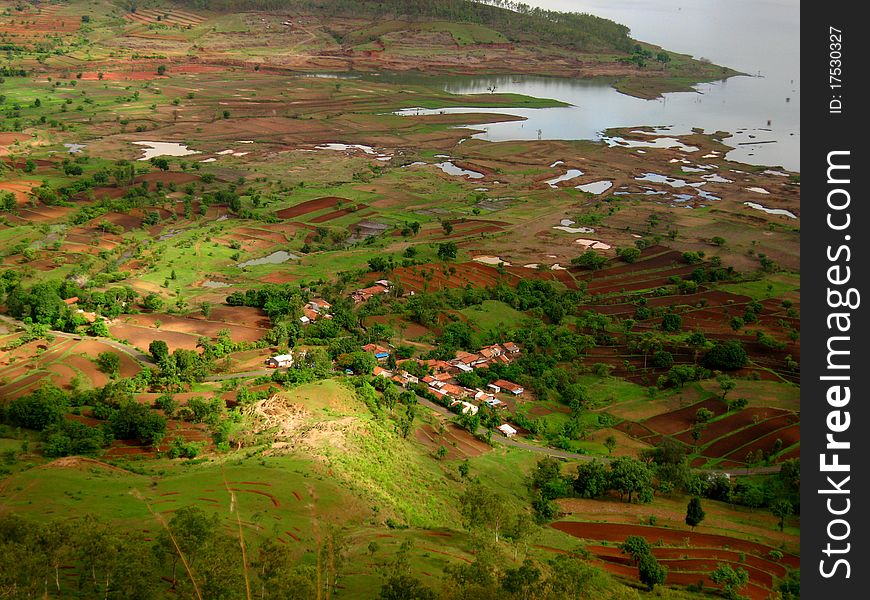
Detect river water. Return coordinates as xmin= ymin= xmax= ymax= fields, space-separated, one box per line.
xmin=370 ymin=0 xmax=800 ymax=170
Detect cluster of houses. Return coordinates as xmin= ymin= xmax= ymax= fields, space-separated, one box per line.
xmin=300 ymin=298 xmax=332 ymax=325
xmin=351 ymin=279 xmax=391 ymax=304
xmin=368 ymin=342 xmax=525 ymax=434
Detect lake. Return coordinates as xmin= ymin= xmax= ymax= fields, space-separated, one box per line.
xmin=365 ymin=0 xmax=799 ymax=170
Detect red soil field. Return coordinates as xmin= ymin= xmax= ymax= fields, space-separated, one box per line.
xmin=671 ymin=408 xmax=792 ymax=447
xmin=693 ymin=414 xmax=799 ymax=459
xmin=584 ymin=545 xmax=788 ymax=581
xmin=309 ymin=206 xmax=368 ymax=223
xmin=275 ymin=197 xmax=343 ymax=218
xmin=414 ymin=423 xmax=491 ymax=460
xmin=614 ymin=420 xmax=658 ymax=439
xmin=721 ymin=424 xmax=800 ymax=462
xmin=551 ymin=521 xmax=799 ymax=568
xmin=641 ymin=398 xmax=729 ymax=436
xmin=109 ymin=324 xmax=200 ymax=352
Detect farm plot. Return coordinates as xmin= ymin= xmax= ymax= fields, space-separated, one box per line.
xmin=414 ymin=423 xmax=491 ymax=460
xmin=612 ymin=397 xmax=800 ymax=467
xmin=275 ymin=196 xmax=345 ymax=219
xmin=551 ymin=520 xmax=798 ymax=598
xmin=109 ymin=309 xmax=267 ymax=352
xmin=0 ymin=336 xmax=141 ymax=398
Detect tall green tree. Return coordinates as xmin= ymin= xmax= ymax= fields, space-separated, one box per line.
xmin=685 ymin=496 xmax=705 ymax=529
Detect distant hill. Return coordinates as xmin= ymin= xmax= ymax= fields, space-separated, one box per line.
xmin=167 ymin=0 xmax=634 ymax=52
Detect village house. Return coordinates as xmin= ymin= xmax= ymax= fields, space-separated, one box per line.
xmin=373 ymin=366 xmax=393 ymax=378
xmin=503 ymin=342 xmax=521 ymax=354
xmin=265 ymin=354 xmax=294 ymax=368
xmin=485 ymin=398 xmax=506 ymax=410
xmin=350 ymin=280 xmax=391 ymax=303
xmin=497 ymin=423 xmax=518 ymax=438
xmin=479 ymin=344 xmax=504 ymax=360
xmin=492 ymin=379 xmax=524 ymax=396
xmin=362 ymin=343 xmax=391 ymax=362
xmin=300 ymin=298 xmax=333 ymax=325
xmin=450 ymin=399 xmax=479 ymax=416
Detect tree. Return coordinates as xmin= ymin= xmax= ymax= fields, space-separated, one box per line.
xmin=604 ymin=435 xmax=617 ymax=455
xmin=711 ymin=565 xmax=750 ymax=600
xmin=7 ymin=385 xmax=69 ymax=430
xmin=143 ymin=293 xmax=164 ymax=311
xmin=157 ymin=65 xmax=167 ymax=76
xmin=608 ymin=457 xmax=653 ymax=503
xmin=650 ymin=350 xmax=674 ymax=369
xmin=379 ymin=575 xmax=436 ymax=600
xmin=459 ymin=482 xmax=507 ymax=543
xmin=458 ymin=459 xmax=470 ymax=479
xmin=199 ymin=301 xmax=212 ymax=318
xmin=717 ymin=374 xmax=736 ymax=400
xmin=109 ymin=401 xmax=167 ymax=447
xmin=573 ymin=461 xmax=610 ymax=498
xmin=661 ymin=313 xmax=682 ymax=332
xmin=155 ymin=505 xmax=218 ymax=583
xmin=437 ymin=242 xmax=457 ymax=261
xmin=771 ymin=499 xmax=792 ymax=531
xmin=703 ymin=341 xmax=748 ymax=370
xmin=150 ymin=339 xmax=170 ymax=363
xmin=152 ymin=157 xmax=170 ymax=171
xmin=695 ymin=407 xmax=714 ymax=424
xmin=96 ymin=351 xmax=121 ymax=376
xmin=638 ymin=553 xmax=667 ymax=590
xmin=685 ymin=497 xmax=705 ymax=529
xmin=616 ymin=247 xmax=641 ymax=263
xmin=441 ymin=220 xmax=454 ymax=235
xmin=571 ymin=250 xmax=607 ymax=270
xmin=618 ymin=535 xmax=650 ymax=564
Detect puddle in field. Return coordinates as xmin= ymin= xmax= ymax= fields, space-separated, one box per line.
xmin=64 ymin=143 xmax=86 ymax=153
xmin=549 ymin=160 xmax=565 ymax=168
xmin=435 ymin=162 xmax=485 ymax=179
xmin=473 ymin=255 xmax=510 ymax=266
xmin=316 ymin=142 xmax=377 ymax=154
xmin=576 ymin=180 xmax=613 ymax=194
xmin=554 ymin=226 xmax=595 ymax=234
xmin=702 ymin=173 xmax=733 ymax=183
xmin=544 ymin=169 xmax=583 ymax=187
xmin=744 ymin=202 xmax=797 ymax=218
xmin=202 ymin=280 xmax=231 ymax=288
xmin=746 ymin=186 xmax=770 ymax=194
xmin=697 ymin=190 xmax=721 ymax=201
xmin=132 ymin=141 xmax=199 ymax=160
xmin=602 ymin=136 xmax=699 ymax=152
xmin=575 ymin=238 xmax=611 ymax=250
xmin=635 ymin=173 xmax=705 ymax=188
xmin=237 ymin=250 xmax=300 ymax=268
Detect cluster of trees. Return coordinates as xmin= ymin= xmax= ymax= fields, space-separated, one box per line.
xmin=0 ymin=381 xmax=166 ymax=454
xmin=618 ymin=536 xmax=667 ymax=590
xmin=0 ymin=508 xmax=317 ymax=599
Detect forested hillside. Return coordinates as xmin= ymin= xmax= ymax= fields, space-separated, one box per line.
xmin=166 ymin=0 xmax=633 ymax=52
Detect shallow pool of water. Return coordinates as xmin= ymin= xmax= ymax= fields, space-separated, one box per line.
xmin=132 ymin=141 xmax=199 ymax=161
xmin=237 ymin=250 xmax=299 ymax=268
xmin=544 ymin=169 xmax=584 ymax=187
xmin=743 ymin=201 xmax=796 ymax=219
xmin=635 ymin=173 xmax=705 ymax=188
xmin=435 ymin=162 xmax=484 ymax=179
xmin=576 ymin=180 xmax=613 ymax=194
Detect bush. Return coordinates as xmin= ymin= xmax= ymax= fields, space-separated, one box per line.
xmin=7 ymin=385 xmax=68 ymax=431
xmin=703 ymin=341 xmax=748 ymax=370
